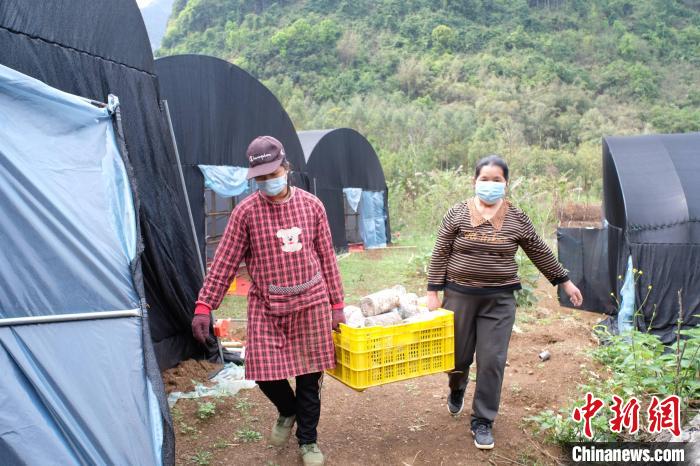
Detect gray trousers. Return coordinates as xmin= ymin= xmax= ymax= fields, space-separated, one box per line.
xmin=443 ymin=287 xmax=516 ymax=424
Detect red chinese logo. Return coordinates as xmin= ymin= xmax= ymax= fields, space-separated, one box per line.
xmin=571 ymin=394 xmax=681 ymax=438
xmin=572 ymin=392 xmax=604 ymax=439
xmin=647 ymin=395 xmax=681 ymax=437
xmin=609 ymin=395 xmax=641 ymax=434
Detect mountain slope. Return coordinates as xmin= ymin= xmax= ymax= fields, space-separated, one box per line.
xmin=158 ymin=0 xmax=700 ymax=189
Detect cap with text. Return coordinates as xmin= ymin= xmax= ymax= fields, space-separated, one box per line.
xmin=246 ymin=135 xmax=286 ymax=179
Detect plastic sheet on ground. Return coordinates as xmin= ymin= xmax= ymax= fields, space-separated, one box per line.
xmin=167 ymin=363 xmax=256 ymax=407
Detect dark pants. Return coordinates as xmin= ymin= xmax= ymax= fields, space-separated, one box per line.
xmin=443 ymin=288 xmax=516 ymax=425
xmin=257 ymin=372 xmax=324 ymax=445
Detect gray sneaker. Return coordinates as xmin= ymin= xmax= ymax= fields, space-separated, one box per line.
xmin=269 ymin=415 xmax=295 ymax=446
xmin=471 ymin=420 xmax=494 ymax=449
xmin=447 ymin=388 xmax=465 ymax=415
xmin=300 ymin=443 xmax=325 ymax=466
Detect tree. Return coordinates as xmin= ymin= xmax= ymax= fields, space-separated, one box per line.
xmin=431 ymin=25 xmax=456 ymax=52
xmin=396 ymin=57 xmax=431 ymax=97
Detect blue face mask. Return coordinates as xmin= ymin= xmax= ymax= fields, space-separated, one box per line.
xmin=475 ymin=180 xmax=506 ymax=204
xmin=258 ymin=174 xmax=288 ymax=196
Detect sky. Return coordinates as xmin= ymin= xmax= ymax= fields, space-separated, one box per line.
xmin=135 ymin=0 xmax=174 ymax=49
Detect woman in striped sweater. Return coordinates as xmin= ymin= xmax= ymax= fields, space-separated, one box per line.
xmin=426 ymin=155 xmax=583 ymax=450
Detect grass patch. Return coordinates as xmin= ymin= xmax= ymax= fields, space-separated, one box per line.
xmin=179 ymin=422 xmax=198 ymax=437
xmin=235 ymin=397 xmax=255 ymax=413
xmin=216 ymin=234 xmax=434 ymax=318
xmin=235 ymin=428 xmax=263 ymax=443
xmin=338 ymin=237 xmax=432 ymax=304
xmin=213 ymin=438 xmax=231 ymax=449
xmin=196 ymin=401 xmax=216 ymax=420
xmin=214 ymin=230 xmax=547 ymax=317
xmin=190 ymin=450 xmax=212 ymax=465
xmin=216 ymin=295 xmax=247 ymax=320
xmin=171 ymin=407 xmax=183 ymax=422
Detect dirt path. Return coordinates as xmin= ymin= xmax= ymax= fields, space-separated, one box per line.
xmin=172 ymin=281 xmax=603 ymax=465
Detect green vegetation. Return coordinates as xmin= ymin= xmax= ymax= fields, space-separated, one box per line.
xmin=159 ymin=1 xmax=699 ymax=219
xmin=213 ymin=438 xmax=232 ymax=449
xmin=162 ymin=2 xmax=700 ymax=448
xmin=527 ymin=298 xmax=700 ymax=443
xmin=159 ymin=1 xmax=699 ymax=298
xmin=217 ymin=235 xmax=435 ymax=318
xmin=179 ymin=421 xmax=198 ymax=436
xmin=218 ymin=294 xmax=247 ymax=319
xmin=166 ymin=0 xmax=697 ymax=312
xmin=164 ymin=5 xmax=700 ymax=448
xmin=190 ymin=449 xmax=213 ymax=465
xmin=338 ymin=237 xmax=432 ymax=304
xmin=217 ymin=231 xmax=547 ymax=321
xmin=234 ymin=397 xmax=256 ymax=413
xmin=235 ymin=428 xmax=263 ymax=442
xmin=196 ymin=401 xmax=217 ymax=420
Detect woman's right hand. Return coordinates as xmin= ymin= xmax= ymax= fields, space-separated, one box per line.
xmin=192 ymin=303 xmax=212 ymax=345
xmin=427 ymin=291 xmax=441 ymax=311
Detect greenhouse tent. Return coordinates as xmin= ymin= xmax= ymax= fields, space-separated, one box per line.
xmin=0 ymin=64 xmax=171 ymax=465
xmin=558 ymin=133 xmax=700 ymax=343
xmin=0 ymin=0 xmax=214 ymax=370
xmin=299 ymin=128 xmax=391 ymax=250
xmin=155 ymin=54 xmax=308 ymax=264
xmin=556 ymin=226 xmax=615 ymax=314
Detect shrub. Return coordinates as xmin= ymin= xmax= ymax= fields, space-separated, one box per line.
xmin=527 ymin=304 xmax=700 ymax=443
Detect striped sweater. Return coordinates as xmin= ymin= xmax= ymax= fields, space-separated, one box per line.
xmin=427 ymin=198 xmax=568 ymax=294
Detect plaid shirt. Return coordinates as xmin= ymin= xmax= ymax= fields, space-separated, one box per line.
xmin=197 ymin=188 xmax=343 ymax=380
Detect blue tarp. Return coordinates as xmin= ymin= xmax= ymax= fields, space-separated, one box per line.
xmin=0 ymin=319 xmax=162 ymax=465
xmin=0 ymin=64 xmax=165 ymax=464
xmin=0 ymin=64 xmax=139 ymax=318
xmin=359 ymin=191 xmax=388 ymax=249
xmin=617 ymin=255 xmax=635 ymax=333
xmin=198 ymin=165 xmax=250 ymax=198
xmin=343 ymin=187 xmax=363 ymax=213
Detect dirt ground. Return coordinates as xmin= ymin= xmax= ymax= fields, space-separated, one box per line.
xmin=163 ymin=360 xmax=223 ymax=394
xmin=169 ymin=280 xmax=604 ymax=466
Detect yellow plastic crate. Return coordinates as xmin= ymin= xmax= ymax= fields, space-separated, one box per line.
xmin=327 ymin=309 xmax=455 ymax=390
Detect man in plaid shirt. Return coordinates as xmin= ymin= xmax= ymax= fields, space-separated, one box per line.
xmin=191 ymin=136 xmax=344 ymax=466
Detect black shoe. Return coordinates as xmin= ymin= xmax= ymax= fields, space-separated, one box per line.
xmin=471 ymin=420 xmax=494 ymax=450
xmin=447 ymin=389 xmax=465 ymax=415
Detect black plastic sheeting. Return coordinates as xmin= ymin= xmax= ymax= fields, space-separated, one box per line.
xmin=155 ymin=54 xmax=309 ymax=259
xmin=0 ymin=0 xmax=213 ymax=370
xmin=629 ymin=243 xmax=700 ymax=339
xmin=0 ymin=1 xmax=153 ymax=72
xmin=299 ymin=128 xmax=391 ymax=250
xmin=557 ymin=227 xmax=616 ymax=314
xmin=605 ymin=133 xmax=700 ymax=343
xmin=604 ymin=133 xmax=700 ymax=244
xmin=559 ymin=133 xmax=700 ymax=344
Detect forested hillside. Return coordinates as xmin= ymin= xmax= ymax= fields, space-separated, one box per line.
xmin=158 ymin=0 xmax=700 ymax=215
